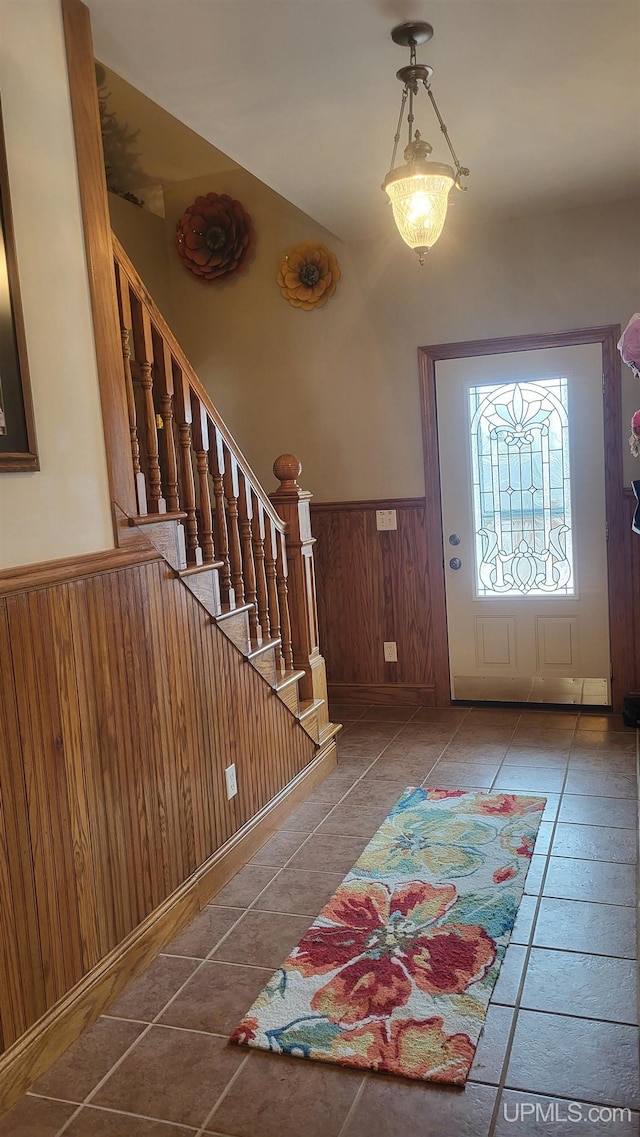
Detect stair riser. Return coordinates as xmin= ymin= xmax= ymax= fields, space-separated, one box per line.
xmin=249 ymin=647 xmax=278 ymax=686
xmin=217 ymin=609 xmax=251 ymax=653
xmin=182 ymin=570 xmax=222 ymax=618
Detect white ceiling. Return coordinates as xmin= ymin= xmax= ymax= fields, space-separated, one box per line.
xmin=87 ymin=0 xmax=640 ymax=240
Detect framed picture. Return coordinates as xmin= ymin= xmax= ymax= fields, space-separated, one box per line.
xmin=0 ymin=100 xmax=38 ymax=470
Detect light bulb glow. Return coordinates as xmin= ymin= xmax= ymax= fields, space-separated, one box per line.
xmin=384 ymin=168 xmax=454 ymax=252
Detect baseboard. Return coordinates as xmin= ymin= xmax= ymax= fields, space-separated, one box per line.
xmin=0 ymin=739 xmax=337 ymax=1116
xmin=328 ymin=682 xmax=438 ymax=707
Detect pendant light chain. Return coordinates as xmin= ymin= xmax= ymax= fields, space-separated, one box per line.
xmin=423 ymin=80 xmax=470 ymax=188
xmin=389 ymin=86 xmax=409 ymax=174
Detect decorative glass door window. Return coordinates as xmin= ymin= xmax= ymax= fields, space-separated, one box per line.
xmin=469 ymin=378 xmax=574 ymax=596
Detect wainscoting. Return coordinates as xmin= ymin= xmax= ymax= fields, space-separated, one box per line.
xmin=311 ymin=498 xmax=444 ymax=705
xmin=0 ymin=546 xmax=332 ymax=1110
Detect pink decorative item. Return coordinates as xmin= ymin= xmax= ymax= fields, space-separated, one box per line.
xmin=630 ymin=409 xmax=640 ymax=457
xmin=618 ymin=313 xmax=640 ymax=377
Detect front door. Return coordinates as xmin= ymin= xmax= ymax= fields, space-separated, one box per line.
xmin=436 ymin=343 xmax=611 ymax=705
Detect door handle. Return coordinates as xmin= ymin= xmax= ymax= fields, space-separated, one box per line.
xmin=449 ymin=557 xmax=462 ymax=570
xmin=449 ymin=534 xmax=461 ymax=546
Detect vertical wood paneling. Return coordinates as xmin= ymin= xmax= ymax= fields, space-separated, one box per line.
xmin=312 ymin=500 xmax=438 ymax=702
xmin=0 ymin=554 xmax=316 ymax=1054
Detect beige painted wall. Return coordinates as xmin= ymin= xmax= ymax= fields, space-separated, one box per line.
xmin=0 ymin=0 xmax=113 ymax=569
xmin=112 ymin=153 xmax=640 ymax=502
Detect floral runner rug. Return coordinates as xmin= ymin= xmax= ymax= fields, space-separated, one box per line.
xmin=231 ymin=786 xmax=545 ymax=1084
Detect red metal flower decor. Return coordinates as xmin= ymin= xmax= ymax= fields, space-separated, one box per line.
xmin=175 ymin=192 xmax=255 ymax=282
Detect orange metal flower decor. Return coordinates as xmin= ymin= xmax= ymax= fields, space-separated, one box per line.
xmin=176 ymin=192 xmax=255 ymax=282
xmin=277 ymin=241 xmax=341 ymax=310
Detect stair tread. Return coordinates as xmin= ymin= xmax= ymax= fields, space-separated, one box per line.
xmin=179 ymin=561 xmax=224 ymax=577
xmin=216 ymin=602 xmax=253 ymax=621
xmin=248 ymin=636 xmax=281 ymax=660
xmin=298 ymin=698 xmax=324 ymax=719
xmin=275 ymin=668 xmax=306 ymax=691
xmin=129 ymin=510 xmax=187 ymax=526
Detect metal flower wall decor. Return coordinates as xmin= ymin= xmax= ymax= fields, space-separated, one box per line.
xmin=176 ymin=192 xmax=255 ymax=282
xmin=277 ymin=242 xmax=341 ymax=310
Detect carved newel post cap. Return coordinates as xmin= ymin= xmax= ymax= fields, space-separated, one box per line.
xmin=273 ymin=453 xmax=302 ymax=491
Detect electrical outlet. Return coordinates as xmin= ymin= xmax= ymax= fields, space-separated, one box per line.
xmin=376 ymin=509 xmax=397 ymax=531
xmin=383 ymin=641 xmax=398 ymax=662
xmin=225 ymin=764 xmax=238 ymax=799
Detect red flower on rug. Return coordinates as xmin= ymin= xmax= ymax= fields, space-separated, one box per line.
xmin=291 ymin=880 xmax=496 ymax=1024
xmin=337 ymin=1016 xmax=475 ymax=1084
xmin=470 ymin=793 xmax=544 ymax=816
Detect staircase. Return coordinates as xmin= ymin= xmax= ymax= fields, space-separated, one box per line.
xmin=112 ymin=234 xmax=336 ymax=748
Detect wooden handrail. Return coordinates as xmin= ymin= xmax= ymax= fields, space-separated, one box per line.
xmin=112 ymin=234 xmax=285 ymax=533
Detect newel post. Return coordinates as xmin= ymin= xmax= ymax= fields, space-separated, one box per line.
xmin=270 ymin=455 xmax=330 ymax=729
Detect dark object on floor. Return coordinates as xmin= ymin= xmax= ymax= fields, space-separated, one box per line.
xmin=622 ymin=694 xmax=640 ymax=727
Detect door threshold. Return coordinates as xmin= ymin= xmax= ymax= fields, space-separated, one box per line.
xmin=452 ymin=699 xmax=613 ymax=712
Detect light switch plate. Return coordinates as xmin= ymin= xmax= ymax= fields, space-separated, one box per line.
xmin=376 ymin=509 xmax=397 ymax=531
xmin=383 ymin=641 xmax=398 ymax=662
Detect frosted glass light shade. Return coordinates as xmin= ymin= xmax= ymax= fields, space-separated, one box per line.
xmin=383 ymin=162 xmax=455 ymax=254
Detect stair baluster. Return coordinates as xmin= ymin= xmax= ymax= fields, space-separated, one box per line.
xmin=275 ymin=530 xmax=294 ymax=671
xmin=238 ymin=473 xmax=261 ymax=642
xmin=173 ymin=363 xmax=203 ymax=566
xmin=151 ymin=329 xmax=180 ymax=513
xmin=210 ymin=428 xmax=235 ymax=606
xmin=223 ymin=454 xmax=245 ymax=604
xmin=130 ymin=298 xmax=166 ymax=513
xmin=252 ymin=498 xmax=271 ymax=640
xmin=114 ymin=262 xmax=147 ymax=515
xmin=191 ymin=393 xmax=216 ymax=564
xmin=265 ymin=515 xmax=283 ymax=672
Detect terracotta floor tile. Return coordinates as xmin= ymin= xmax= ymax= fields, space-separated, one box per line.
xmin=370 ymin=755 xmax=440 ymax=783
xmin=531 ymin=821 xmax=553 ymax=855
xmin=563 ymin=772 xmax=637 ymax=801
xmin=518 ymin=711 xmax=578 ymax=729
xmin=577 ymin=713 xmax=633 ymax=731
xmin=543 ymin=856 xmax=637 ymax=906
xmin=106 ymin=954 xmax=199 ymax=1022
xmin=248 ymin=831 xmax=308 ymax=867
xmin=551 ymin=823 xmax=637 ymax=863
xmin=504 ymin=747 xmax=570 ymax=768
xmin=0 ymin=1095 xmax=75 ymax=1136
xmin=252 ymin=868 xmax=344 ymax=916
xmin=533 ymin=897 xmax=636 ymax=958
xmin=305 ymin=772 xmax=360 ymax=805
xmin=493 ymin=766 xmax=565 ymax=794
xmin=465 ymin=708 xmax=522 ymax=726
xmin=440 ymin=740 xmax=510 ymax=763
xmin=159 ymin=960 xmax=272 ymax=1035
xmin=343 ymin=1077 xmax=497 ymax=1137
xmin=569 ymin=748 xmax=636 ymax=771
xmin=163 ymin=906 xmax=243 ymax=959
xmin=454 ymin=725 xmax=517 ymax=743
xmin=571 ymin=731 xmax=636 ymax=752
xmin=505 ymin=1010 xmax=640 ymax=1107
xmin=287 ymin=833 xmax=368 ymax=874
xmin=411 ymin=707 xmax=470 ymax=724
xmin=521 ymin=947 xmax=638 ymax=1023
xmin=495 ymin=1090 xmax=639 ymax=1135
xmin=329 ymin=704 xmax=366 ymax=721
xmin=31 ymin=1017 xmax=144 ymax=1102
xmin=509 ymin=729 xmax=573 ymax=750
xmin=423 ymin=761 xmax=501 ymax=788
xmin=511 ymin=893 xmax=538 ymax=945
xmin=491 ymin=944 xmax=527 ymax=1005
xmin=372 ymin=737 xmax=445 ymax=763
xmin=540 ymin=793 xmax=560 ymax=821
xmin=211 ymin=910 xmax=311 ymax=968
xmin=207 ymin=1050 xmax=363 ymax=1137
xmin=395 ymin=722 xmax=459 ymax=744
xmin=358 ymin=705 xmax=417 ymax=722
xmin=317 ymin=802 xmax=391 ymax=836
xmin=209 ymin=864 xmax=277 ymax=908
xmin=341 ymin=779 xmax=409 ymax=811
xmin=280 ymin=802 xmax=333 ymax=832
xmin=469 ymin=1003 xmax=515 ymax=1085
xmin=558 ymin=794 xmax=637 ymax=829
xmin=334 ymin=756 xmax=380 ymax=778
xmin=523 ymin=855 xmax=547 ymax=895
xmin=92 ymin=1026 xmax=244 ymax=1127
xmin=63 ymin=1107 xmax=195 ymax=1136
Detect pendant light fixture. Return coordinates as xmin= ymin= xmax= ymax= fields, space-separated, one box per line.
xmin=382 ymin=21 xmax=469 ymax=264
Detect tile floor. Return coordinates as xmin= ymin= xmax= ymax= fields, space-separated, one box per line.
xmin=2 ymin=705 xmax=639 ymax=1137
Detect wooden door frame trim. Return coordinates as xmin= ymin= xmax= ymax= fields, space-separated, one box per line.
xmin=418 ymin=326 xmax=628 ymax=711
